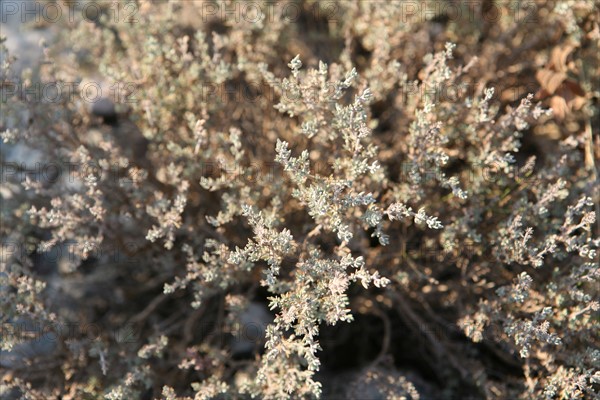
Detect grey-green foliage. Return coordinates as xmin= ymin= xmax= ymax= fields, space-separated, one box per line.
xmin=1 ymin=1 xmax=598 ymax=399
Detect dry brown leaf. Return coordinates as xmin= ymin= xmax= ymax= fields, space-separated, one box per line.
xmin=549 ymin=95 xmax=568 ymax=120
xmin=550 ymin=44 xmax=575 ymax=73
xmin=536 ymin=69 xmax=567 ymax=95
xmin=563 ymin=79 xmax=586 ymax=97
xmin=570 ymin=96 xmax=587 ymax=111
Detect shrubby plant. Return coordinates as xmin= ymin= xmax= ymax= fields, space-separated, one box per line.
xmin=1 ymin=1 xmax=598 ymax=399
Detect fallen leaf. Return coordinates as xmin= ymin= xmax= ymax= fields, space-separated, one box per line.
xmin=549 ymin=95 xmax=568 ymax=120
xmin=536 ymin=69 xmax=566 ymax=95
xmin=550 ymin=44 xmax=575 ymax=73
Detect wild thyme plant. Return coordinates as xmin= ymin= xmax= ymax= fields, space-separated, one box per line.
xmin=1 ymin=1 xmax=598 ymax=399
